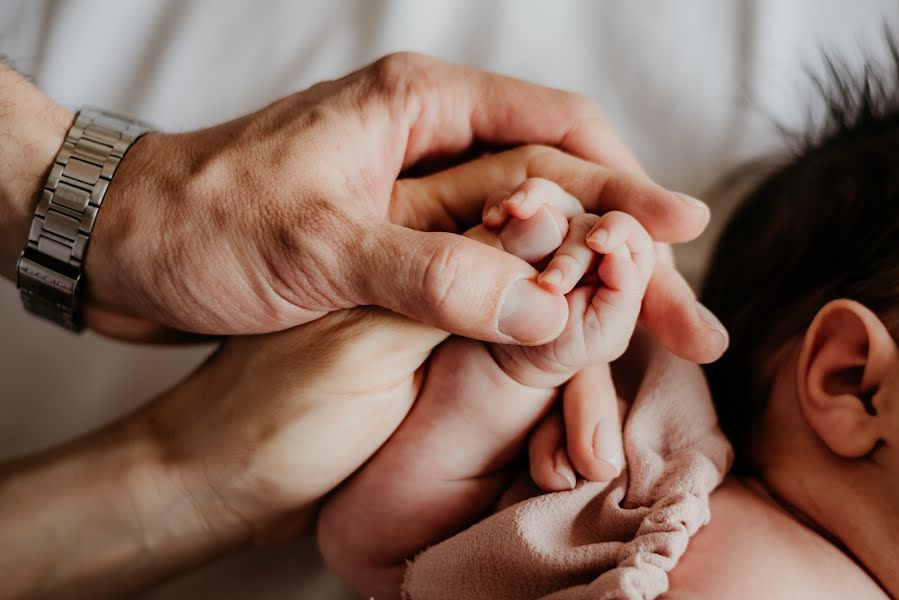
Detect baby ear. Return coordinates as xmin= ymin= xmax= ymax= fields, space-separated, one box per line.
xmin=797 ymin=299 xmax=898 ymax=458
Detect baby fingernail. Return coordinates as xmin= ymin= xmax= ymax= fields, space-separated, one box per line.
xmin=539 ymin=267 xmax=563 ymax=289
xmin=498 ymin=279 xmax=566 ymax=343
xmin=587 ymin=227 xmax=609 ymax=247
xmin=485 ymin=205 xmax=501 ymax=224
xmin=554 ymin=447 xmax=577 ymax=490
xmin=593 ymin=418 xmax=623 ymax=479
xmin=676 ymin=192 xmax=710 ymax=213
xmin=695 ymin=301 xmax=729 ymax=350
xmin=505 ymin=190 xmax=526 ymax=208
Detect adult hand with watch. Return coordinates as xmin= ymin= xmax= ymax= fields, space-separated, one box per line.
xmin=0 ymin=53 xmax=728 ymax=599
xmin=0 ymin=53 xmax=726 ymax=360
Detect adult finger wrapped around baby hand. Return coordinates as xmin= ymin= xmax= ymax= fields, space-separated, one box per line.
xmin=486 ymin=184 xmax=655 ymax=389
xmin=317 ymin=178 xmax=663 ymax=598
xmin=477 ymin=181 xmax=653 ymax=485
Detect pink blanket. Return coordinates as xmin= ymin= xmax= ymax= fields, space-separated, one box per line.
xmin=403 ymin=344 xmax=733 ymax=600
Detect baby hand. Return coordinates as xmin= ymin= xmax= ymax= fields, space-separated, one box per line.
xmin=487 ymin=178 xmax=654 ymax=487
xmin=528 ymin=362 xmax=626 ymax=490
xmin=486 ymin=178 xmax=655 ymax=388
xmin=317 ymin=179 xmax=654 ymax=598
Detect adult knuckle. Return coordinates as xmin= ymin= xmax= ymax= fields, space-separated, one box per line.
xmin=367 ymin=52 xmax=424 ymax=94
xmin=361 ymin=52 xmax=438 ymax=122
xmin=381 ymin=50 xmax=428 ymax=70
xmin=420 ymin=235 xmax=468 ymax=321
xmin=260 ymin=221 xmax=312 ymax=320
xmin=264 ymin=202 xmax=354 ymax=312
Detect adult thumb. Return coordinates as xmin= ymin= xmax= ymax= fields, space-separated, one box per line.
xmin=358 ymin=223 xmax=568 ymax=345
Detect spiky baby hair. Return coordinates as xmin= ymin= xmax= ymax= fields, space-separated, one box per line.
xmin=701 ymin=35 xmax=899 ymax=469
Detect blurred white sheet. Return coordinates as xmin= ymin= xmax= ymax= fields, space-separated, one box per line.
xmin=1 ymin=1 xmax=897 ymax=598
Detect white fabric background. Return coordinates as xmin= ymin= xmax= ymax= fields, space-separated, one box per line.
xmin=1 ymin=1 xmax=897 ymax=597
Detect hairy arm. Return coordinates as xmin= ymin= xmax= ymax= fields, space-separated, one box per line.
xmin=0 ymin=304 xmax=447 ymax=600
xmin=0 ymin=390 xmax=252 ymax=600
xmin=0 ymin=61 xmax=72 ymax=280
xmin=0 ymin=64 xmax=245 ymax=598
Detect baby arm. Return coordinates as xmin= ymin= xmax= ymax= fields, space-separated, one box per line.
xmin=318 ymin=178 xmax=654 ymax=599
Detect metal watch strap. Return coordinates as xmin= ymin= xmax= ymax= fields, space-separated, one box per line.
xmin=16 ymin=107 xmax=153 ymax=331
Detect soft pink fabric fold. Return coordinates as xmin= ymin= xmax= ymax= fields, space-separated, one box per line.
xmin=403 ymin=347 xmax=733 ymax=600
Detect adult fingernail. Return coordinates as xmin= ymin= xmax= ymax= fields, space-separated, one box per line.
xmin=676 ymin=193 xmax=710 ymax=214
xmin=695 ymin=301 xmax=729 ymax=351
xmin=554 ymin=447 xmax=577 ymax=490
xmin=498 ymin=279 xmax=566 ymax=343
xmin=593 ymin=418 xmax=623 ymax=480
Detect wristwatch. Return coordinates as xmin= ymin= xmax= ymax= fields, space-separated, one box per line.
xmin=16 ymin=107 xmax=154 ymax=331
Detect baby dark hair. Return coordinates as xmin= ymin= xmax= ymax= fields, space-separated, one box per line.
xmin=701 ymin=40 xmax=899 ymax=470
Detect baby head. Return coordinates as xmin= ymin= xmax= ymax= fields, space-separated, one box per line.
xmin=702 ymin=38 xmax=899 ymax=516
xmin=700 ymin=42 xmax=899 ymax=573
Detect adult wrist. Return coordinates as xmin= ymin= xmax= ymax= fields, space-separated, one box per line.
xmin=0 ymin=64 xmax=73 ymax=281
xmin=0 ymin=411 xmax=249 ymax=599
xmin=121 ymin=414 xmax=254 ymax=587
xmin=16 ymin=107 xmax=155 ymax=331
xmin=137 ymin=373 xmax=257 ymax=555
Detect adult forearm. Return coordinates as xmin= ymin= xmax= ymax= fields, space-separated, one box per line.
xmin=0 ymin=62 xmax=72 ymax=281
xmin=0 ymin=404 xmax=249 ymax=599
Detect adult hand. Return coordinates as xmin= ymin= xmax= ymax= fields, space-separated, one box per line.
xmin=0 ymin=139 xmax=703 ymax=599
xmin=0 ymin=54 xmax=725 ymax=362
xmin=132 ymin=144 xmax=683 ymax=554
xmin=0 ymin=304 xmax=448 ymax=600
xmin=135 ymin=146 xmax=660 ymax=545
xmin=150 ymin=308 xmax=446 ymax=544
